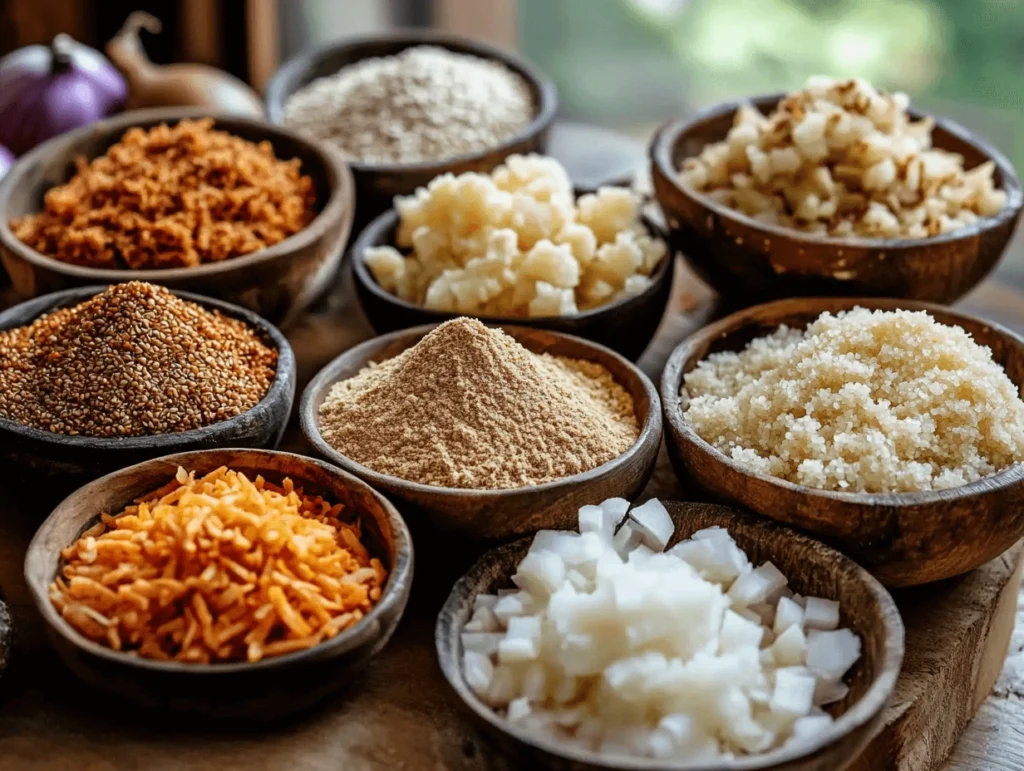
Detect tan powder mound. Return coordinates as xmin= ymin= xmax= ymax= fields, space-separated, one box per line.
xmin=318 ymin=318 xmax=639 ymax=489
xmin=683 ymin=307 xmax=1024 ymax=493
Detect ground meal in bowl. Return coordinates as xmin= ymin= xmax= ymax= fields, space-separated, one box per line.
xmin=683 ymin=308 xmax=1024 ymax=493
xmin=50 ymin=466 xmax=386 ymax=663
xmin=318 ymin=317 xmax=639 ymax=489
xmin=0 ymin=282 xmax=276 ymax=438
xmin=11 ymin=118 xmax=317 ymax=269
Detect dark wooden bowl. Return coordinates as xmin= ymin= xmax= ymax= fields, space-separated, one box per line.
xmin=0 ymin=107 xmax=355 ymax=326
xmin=24 ymin=448 xmax=413 ymax=720
xmin=662 ymin=297 xmax=1024 ymax=587
xmin=264 ymin=29 xmax=558 ymax=232
xmin=0 ymin=286 xmax=296 ymax=485
xmin=650 ymin=94 xmax=1023 ymax=307
xmin=351 ymin=193 xmax=675 ymax=361
xmin=300 ymin=324 xmax=662 ymax=540
xmin=436 ymin=501 xmax=904 ymax=771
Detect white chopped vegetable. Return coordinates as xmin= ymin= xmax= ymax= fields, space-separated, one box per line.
xmin=803 ymin=597 xmax=841 ymax=631
xmin=774 ymin=596 xmax=804 ymax=634
xmin=806 ymin=629 xmax=861 ymax=681
xmin=770 ymin=667 xmax=816 ymax=719
xmin=459 ymin=497 xmax=863 ymax=762
xmin=464 ymin=651 xmax=494 ymax=697
xmin=513 ymin=550 xmax=566 ymax=597
xmin=627 ymin=499 xmax=675 ymax=551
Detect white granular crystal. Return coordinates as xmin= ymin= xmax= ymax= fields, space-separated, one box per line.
xmin=683 ymin=308 xmax=1024 ymax=493
xmin=283 ymin=45 xmax=534 ymax=165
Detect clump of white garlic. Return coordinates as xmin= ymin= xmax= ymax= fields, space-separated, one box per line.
xmin=460 ymin=497 xmax=861 ymax=761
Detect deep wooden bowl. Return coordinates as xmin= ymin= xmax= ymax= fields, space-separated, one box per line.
xmin=300 ymin=323 xmax=662 ymax=540
xmin=650 ymin=94 xmax=1023 ymax=307
xmin=0 ymin=286 xmax=295 ymax=485
xmin=662 ymin=297 xmax=1024 ymax=587
xmin=264 ymin=30 xmax=558 ymax=231
xmin=24 ymin=448 xmax=413 ymax=720
xmin=437 ymin=501 xmax=904 ymax=771
xmin=0 ymin=107 xmax=355 ymax=326
xmin=351 ymin=193 xmax=675 ymax=361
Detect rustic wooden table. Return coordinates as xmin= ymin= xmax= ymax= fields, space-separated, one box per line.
xmin=0 ymin=124 xmax=1021 ymax=770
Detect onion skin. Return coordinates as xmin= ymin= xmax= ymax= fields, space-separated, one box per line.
xmin=107 ymin=12 xmax=263 ymax=118
xmin=0 ymin=34 xmax=127 ymax=155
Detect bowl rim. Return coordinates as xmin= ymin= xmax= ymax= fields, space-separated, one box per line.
xmin=0 ymin=285 xmax=296 ymax=449
xmin=350 ymin=195 xmax=674 ymax=326
xmin=649 ymin=91 xmax=1024 ymax=250
xmin=299 ymin=322 xmax=662 ymax=496
xmin=435 ymin=503 xmax=905 ymax=770
xmin=24 ymin=448 xmax=414 ymax=674
xmin=0 ymin=106 xmax=355 ymax=281
xmin=661 ymin=295 xmax=1024 ymax=506
xmin=263 ymin=28 xmax=559 ymax=174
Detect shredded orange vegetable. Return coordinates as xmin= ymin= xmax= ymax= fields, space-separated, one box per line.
xmin=49 ymin=466 xmax=387 ymax=663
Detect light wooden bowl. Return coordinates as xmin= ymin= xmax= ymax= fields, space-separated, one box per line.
xmin=0 ymin=286 xmax=295 ymax=487
xmin=24 ymin=448 xmax=413 ymax=720
xmin=662 ymin=297 xmax=1024 ymax=587
xmin=265 ymin=30 xmax=558 ymax=232
xmin=650 ymin=94 xmax=1023 ymax=307
xmin=0 ymin=107 xmax=355 ymax=326
xmin=437 ymin=501 xmax=904 ymax=771
xmin=350 ymin=187 xmax=676 ymax=361
xmin=300 ymin=324 xmax=662 ymax=541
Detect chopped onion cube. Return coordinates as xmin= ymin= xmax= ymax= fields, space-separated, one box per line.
xmin=462 ymin=631 xmax=503 ymax=656
xmin=494 ymin=592 xmax=533 ymax=626
xmin=513 ymin=550 xmax=565 ymax=597
xmin=792 ymin=713 xmax=834 ymax=740
xmin=522 ymin=662 xmax=548 ymax=702
xmin=600 ymin=497 xmax=630 ymax=526
xmin=486 ymin=665 xmax=517 ymax=707
xmin=507 ymin=696 xmax=531 ymax=722
xmin=498 ymin=637 xmax=539 ymax=663
xmin=772 ymin=624 xmax=806 ymax=667
xmin=627 ymin=499 xmax=675 ymax=551
xmin=692 ymin=526 xmax=728 ymax=540
xmin=465 ymin=605 xmax=500 ymax=632
xmin=463 ymin=650 xmax=494 ymax=697
xmin=806 ymin=629 xmax=861 ymax=681
xmin=770 ymin=667 xmax=816 ymax=719
xmin=579 ymin=503 xmax=619 ymax=542
xmin=719 ymin=609 xmax=765 ymax=653
xmin=473 ymin=594 xmax=499 ymax=612
xmin=814 ymin=678 xmax=850 ymax=706
xmin=803 ymin=597 xmax=840 ymax=631
xmin=612 ymin=522 xmax=643 ymax=557
xmin=774 ymin=596 xmax=804 ymax=634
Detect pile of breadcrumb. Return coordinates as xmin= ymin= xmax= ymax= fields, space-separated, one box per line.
xmin=683 ymin=308 xmax=1024 ymax=493
xmin=0 ymin=282 xmax=277 ymax=437
xmin=11 ymin=119 xmax=317 ymax=269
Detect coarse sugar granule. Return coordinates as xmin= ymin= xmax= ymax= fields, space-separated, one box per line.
xmin=283 ymin=45 xmax=533 ymax=165
xmin=0 ymin=282 xmax=277 ymax=438
xmin=683 ymin=307 xmax=1024 ymax=493
xmin=317 ymin=318 xmax=639 ymax=489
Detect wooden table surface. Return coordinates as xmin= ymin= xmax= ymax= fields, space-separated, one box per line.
xmin=0 ymin=123 xmax=1022 ymax=770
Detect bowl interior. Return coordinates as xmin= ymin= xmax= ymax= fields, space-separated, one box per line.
xmin=303 ymin=323 xmax=658 ymax=495
xmin=351 ymin=191 xmax=673 ymax=326
xmin=265 ymin=31 xmax=554 ymax=154
xmin=437 ymin=501 xmax=903 ymax=770
xmin=1 ymin=108 xmax=342 ymax=274
xmin=26 ymin=448 xmax=411 ymax=673
xmin=0 ymin=285 xmax=294 ymax=450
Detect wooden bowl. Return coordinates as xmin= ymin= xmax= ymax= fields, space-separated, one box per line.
xmin=300 ymin=324 xmax=662 ymax=540
xmin=436 ymin=501 xmax=904 ymax=771
xmin=24 ymin=448 xmax=413 ymax=720
xmin=662 ymin=297 xmax=1024 ymax=587
xmin=0 ymin=286 xmax=296 ymax=484
xmin=264 ymin=30 xmax=558 ymax=231
xmin=650 ymin=94 xmax=1023 ymax=307
xmin=0 ymin=107 xmax=355 ymax=326
xmin=351 ymin=191 xmax=675 ymax=361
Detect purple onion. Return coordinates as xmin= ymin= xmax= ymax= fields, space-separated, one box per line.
xmin=0 ymin=34 xmax=127 ymax=155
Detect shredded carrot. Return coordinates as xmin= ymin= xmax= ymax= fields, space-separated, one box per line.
xmin=50 ymin=467 xmax=387 ymax=663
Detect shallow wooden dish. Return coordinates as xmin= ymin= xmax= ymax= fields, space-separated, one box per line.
xmin=351 ymin=190 xmax=675 ymax=361
xmin=662 ymin=297 xmax=1024 ymax=587
xmin=300 ymin=324 xmax=662 ymax=540
xmin=0 ymin=107 xmax=355 ymax=326
xmin=436 ymin=501 xmax=904 ymax=771
xmin=264 ymin=29 xmax=557 ymax=231
xmin=650 ymin=94 xmax=1023 ymax=307
xmin=0 ymin=286 xmax=295 ymax=484
xmin=24 ymin=448 xmax=413 ymax=720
